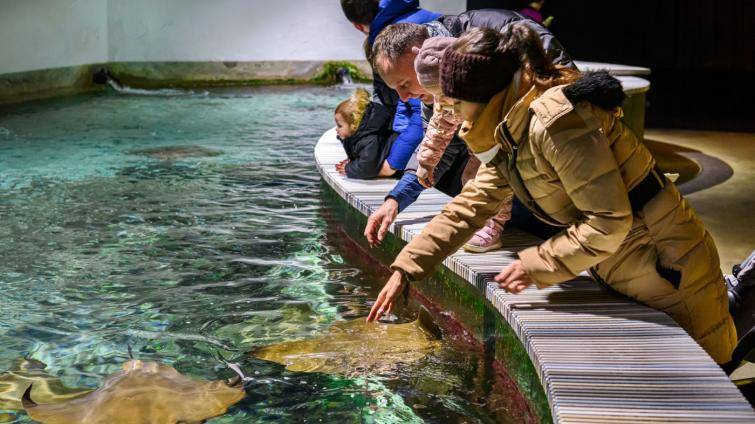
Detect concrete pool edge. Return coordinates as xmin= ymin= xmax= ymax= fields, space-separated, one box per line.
xmin=314 ymin=128 xmax=755 ymax=423
xmin=0 ymin=61 xmax=374 ymax=106
xmin=0 ymin=64 xmax=106 ymax=106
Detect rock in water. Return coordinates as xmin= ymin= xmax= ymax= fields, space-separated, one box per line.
xmin=0 ymin=359 xmax=91 ymax=411
xmin=252 ymin=311 xmax=442 ymax=376
xmin=22 ymin=360 xmax=245 ymax=424
xmin=129 ymin=145 xmax=223 ymax=160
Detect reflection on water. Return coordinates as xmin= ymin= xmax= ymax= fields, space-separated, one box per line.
xmin=0 ymin=87 xmax=524 ymax=423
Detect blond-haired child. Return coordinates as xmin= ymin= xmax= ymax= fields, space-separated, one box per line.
xmin=334 ymin=88 xmax=396 ymax=179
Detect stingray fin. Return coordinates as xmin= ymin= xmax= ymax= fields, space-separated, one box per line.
xmin=417 ymin=306 xmax=442 ymax=340
xmin=22 ymin=384 xmax=37 ymax=409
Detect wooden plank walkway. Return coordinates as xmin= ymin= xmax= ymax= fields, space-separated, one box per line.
xmin=314 ymin=128 xmax=755 ymax=423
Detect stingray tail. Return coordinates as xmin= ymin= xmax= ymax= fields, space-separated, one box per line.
xmin=22 ymin=384 xmax=37 ymax=409
xmin=225 ymin=362 xmax=253 ymax=387
xmin=213 ymin=350 xmax=252 ymax=386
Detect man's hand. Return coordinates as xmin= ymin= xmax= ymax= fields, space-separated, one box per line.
xmin=494 ymin=260 xmax=534 ymax=294
xmin=364 ymin=198 xmax=399 ymax=248
xmin=336 ymin=159 xmax=350 ymax=175
xmin=367 ymin=270 xmax=407 ymax=322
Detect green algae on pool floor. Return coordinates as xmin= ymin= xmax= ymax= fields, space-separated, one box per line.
xmin=0 ymin=86 xmax=527 ymax=423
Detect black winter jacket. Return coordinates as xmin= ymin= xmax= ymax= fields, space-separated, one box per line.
xmin=437 ymin=9 xmax=574 ymax=67
xmin=341 ymin=101 xmax=397 ymax=179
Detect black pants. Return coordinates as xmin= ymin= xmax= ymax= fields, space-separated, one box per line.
xmin=434 ymin=138 xmax=469 ymax=198
xmin=509 ymin=197 xmax=563 ymax=239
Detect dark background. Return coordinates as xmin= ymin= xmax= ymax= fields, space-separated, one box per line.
xmin=466 ymin=0 xmax=755 ymax=132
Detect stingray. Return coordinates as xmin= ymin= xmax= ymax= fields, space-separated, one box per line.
xmin=22 ymin=359 xmax=245 ymax=424
xmin=252 ymin=309 xmax=442 ymax=376
xmin=0 ymin=358 xmax=91 ymax=411
xmin=129 ymin=145 xmax=223 ymax=160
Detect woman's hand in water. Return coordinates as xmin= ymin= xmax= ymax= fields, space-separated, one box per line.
xmin=336 ymin=159 xmax=350 ymax=175
xmin=495 ymin=260 xmax=534 ymax=293
xmin=364 ymin=199 xmax=399 ymax=248
xmin=367 ymin=270 xmax=406 ymax=322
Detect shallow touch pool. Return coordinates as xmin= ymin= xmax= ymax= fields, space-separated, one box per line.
xmin=0 ymin=86 xmax=524 ymax=423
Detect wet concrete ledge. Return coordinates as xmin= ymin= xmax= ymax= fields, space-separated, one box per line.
xmin=0 ymin=60 xmax=373 ymax=106
xmin=314 ymin=129 xmax=755 ymax=423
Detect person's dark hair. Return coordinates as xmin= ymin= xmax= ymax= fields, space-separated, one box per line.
xmin=450 ymin=23 xmax=578 ymax=95
xmin=363 ymin=38 xmax=372 ymax=62
xmin=372 ymin=23 xmax=430 ymax=70
xmin=340 ymin=0 xmax=380 ymax=25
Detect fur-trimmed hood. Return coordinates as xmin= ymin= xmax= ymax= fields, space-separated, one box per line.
xmin=563 ymin=70 xmax=626 ymax=111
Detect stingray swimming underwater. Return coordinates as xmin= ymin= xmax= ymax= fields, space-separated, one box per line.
xmin=0 ymin=358 xmax=91 ymax=412
xmin=129 ymin=145 xmax=223 ymax=160
xmin=21 ymin=359 xmax=245 ymax=424
xmin=252 ymin=310 xmax=442 ymax=376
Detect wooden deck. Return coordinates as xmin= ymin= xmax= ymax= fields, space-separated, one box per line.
xmin=315 ymin=128 xmax=755 ymax=423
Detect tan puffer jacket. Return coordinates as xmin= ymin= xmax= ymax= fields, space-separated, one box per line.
xmin=391 ymin=73 xmax=736 ymax=363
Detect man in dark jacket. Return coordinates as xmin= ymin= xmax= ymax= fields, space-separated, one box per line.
xmin=364 ymin=8 xmax=573 ymax=247
xmin=341 ymin=0 xmax=439 ymax=176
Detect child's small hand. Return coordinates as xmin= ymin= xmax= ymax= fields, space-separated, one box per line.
xmin=336 ymin=159 xmax=350 ymax=175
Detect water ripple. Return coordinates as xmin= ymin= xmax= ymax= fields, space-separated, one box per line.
xmin=0 ymin=87 xmax=521 ymax=423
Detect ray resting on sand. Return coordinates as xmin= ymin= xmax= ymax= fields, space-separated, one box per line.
xmin=252 ymin=309 xmax=442 ymax=376
xmin=21 ymin=359 xmax=245 ymax=424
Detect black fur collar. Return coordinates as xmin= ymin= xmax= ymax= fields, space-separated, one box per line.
xmin=563 ymin=70 xmax=626 ymax=110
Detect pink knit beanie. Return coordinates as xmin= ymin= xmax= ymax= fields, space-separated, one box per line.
xmin=414 ymin=37 xmax=456 ymax=92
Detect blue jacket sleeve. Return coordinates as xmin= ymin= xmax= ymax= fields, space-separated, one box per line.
xmin=386 ymin=172 xmax=425 ymax=212
xmin=385 ymin=98 xmax=424 ymax=171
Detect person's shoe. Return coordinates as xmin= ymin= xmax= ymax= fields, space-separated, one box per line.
xmin=464 ymin=219 xmax=504 ymax=253
xmin=734 ymin=250 xmax=755 ymax=284
xmin=728 ymin=274 xmax=744 ymax=315
xmin=727 ymin=250 xmax=755 ymax=316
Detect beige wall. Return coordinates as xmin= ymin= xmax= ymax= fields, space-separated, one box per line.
xmin=0 ymin=0 xmax=467 ymax=76
xmin=0 ymin=0 xmax=107 ymax=75
xmin=422 ymin=0 xmax=466 ymax=15
xmin=107 ymin=0 xmax=366 ymax=62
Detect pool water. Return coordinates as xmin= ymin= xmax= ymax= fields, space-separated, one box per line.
xmin=0 ymin=86 xmax=523 ymax=423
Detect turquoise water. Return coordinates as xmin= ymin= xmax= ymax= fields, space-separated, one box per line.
xmin=0 ymin=87 xmax=521 ymax=423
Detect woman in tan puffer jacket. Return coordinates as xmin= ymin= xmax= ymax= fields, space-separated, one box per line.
xmin=368 ymin=25 xmax=736 ymax=365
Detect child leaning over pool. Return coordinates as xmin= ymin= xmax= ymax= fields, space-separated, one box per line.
xmin=335 ymin=88 xmax=397 ymax=179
